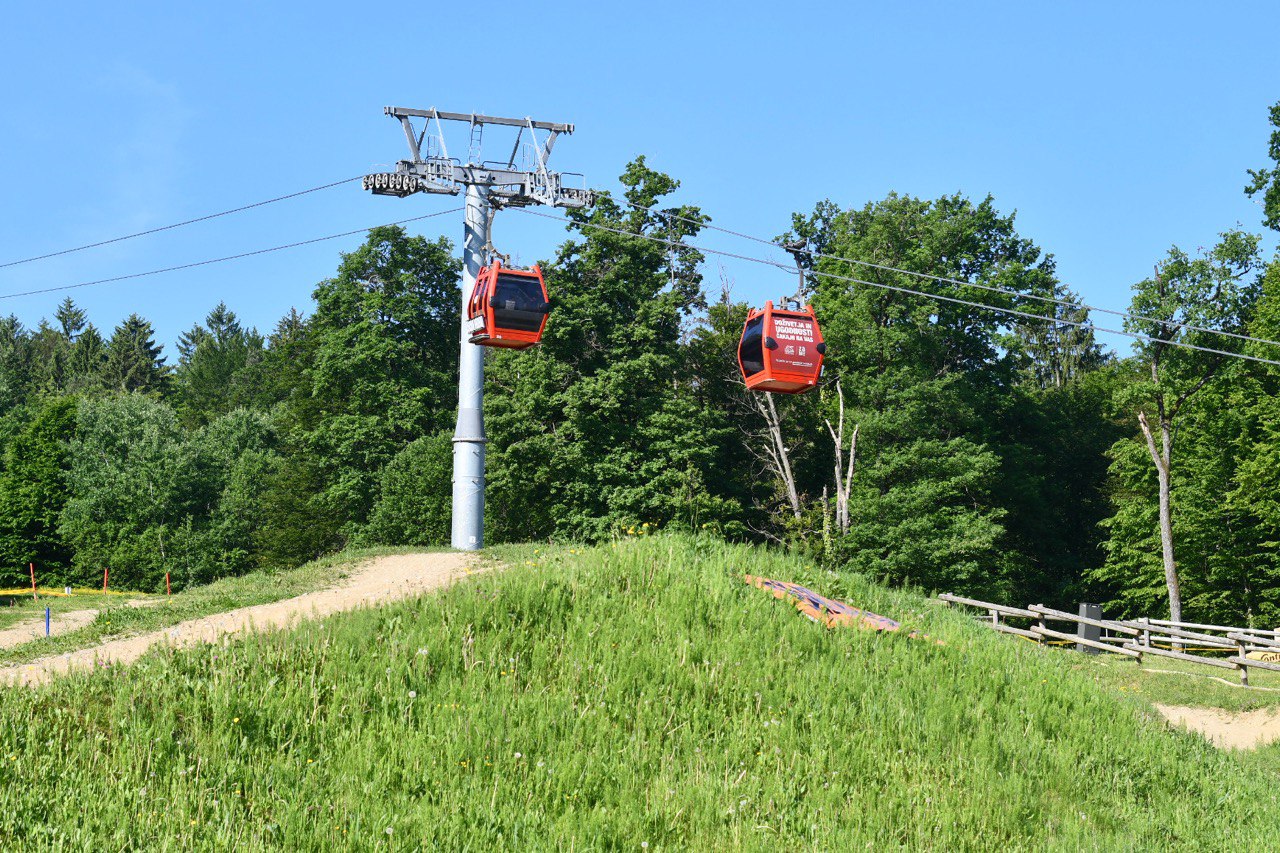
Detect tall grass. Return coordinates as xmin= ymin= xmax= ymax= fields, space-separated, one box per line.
xmin=0 ymin=535 xmax=1275 ymax=849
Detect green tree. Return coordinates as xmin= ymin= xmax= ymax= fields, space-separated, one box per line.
xmin=0 ymin=316 xmax=31 ymax=415
xmin=60 ymin=395 xmax=186 ymax=589
xmin=254 ymin=442 xmax=341 ymax=569
xmin=64 ymin=323 xmax=107 ymax=394
xmin=1105 ymin=231 xmax=1262 ymax=622
xmin=0 ymin=395 xmax=77 ymax=582
xmin=794 ymin=192 xmax=1060 ymax=596
xmin=1218 ymin=259 xmax=1280 ymax=625
xmin=1246 ymin=100 xmax=1280 ymax=232
xmin=299 ymin=226 xmax=460 ymax=535
xmin=102 ymin=314 xmax=169 ymax=395
xmin=27 ymin=321 xmax=69 ymax=394
xmin=484 ymin=158 xmax=737 ymax=541
xmin=362 ymin=431 xmax=453 ymax=546
xmin=1013 ymin=285 xmax=1107 ymax=389
xmin=173 ymin=302 xmax=265 ymax=426
xmin=174 ymin=409 xmax=280 ymax=585
xmin=55 ymin=298 xmax=86 ymax=340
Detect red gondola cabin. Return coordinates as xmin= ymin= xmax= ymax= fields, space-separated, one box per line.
xmin=467 ymin=259 xmax=551 ymax=349
xmin=737 ymin=301 xmax=826 ymax=393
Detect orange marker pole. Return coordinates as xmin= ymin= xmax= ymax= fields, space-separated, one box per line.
xmin=165 ymin=572 xmax=171 ymax=596
xmin=102 ymin=567 xmax=108 ymax=593
xmin=29 ymin=562 xmax=36 ymax=597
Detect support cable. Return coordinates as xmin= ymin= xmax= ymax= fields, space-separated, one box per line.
xmin=0 ymin=176 xmax=364 ymax=270
xmin=0 ymin=208 xmax=462 ymax=301
xmin=626 ymin=200 xmax=1280 ymax=352
xmin=512 ymin=207 xmax=1280 ymax=369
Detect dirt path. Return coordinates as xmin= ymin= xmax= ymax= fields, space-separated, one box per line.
xmin=1155 ymin=703 xmax=1280 ymax=749
xmin=0 ymin=608 xmax=101 ymax=649
xmin=0 ymin=552 xmax=477 ymax=688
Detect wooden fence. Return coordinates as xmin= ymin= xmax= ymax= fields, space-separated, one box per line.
xmin=938 ymin=593 xmax=1280 ymax=687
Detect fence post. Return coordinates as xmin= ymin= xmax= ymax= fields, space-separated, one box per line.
xmin=1036 ymin=606 xmax=1046 ymax=646
xmin=1236 ymin=637 xmax=1250 ymax=687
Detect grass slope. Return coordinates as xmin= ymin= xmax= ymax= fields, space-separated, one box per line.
xmin=0 ymin=536 xmax=1276 ymax=849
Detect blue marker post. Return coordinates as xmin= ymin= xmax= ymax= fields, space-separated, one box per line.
xmin=45 ymin=607 xmax=50 ymax=637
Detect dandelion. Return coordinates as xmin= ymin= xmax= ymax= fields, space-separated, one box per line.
xmin=642 ymin=843 xmax=649 ymax=849
xmin=416 ymin=647 xmax=429 ymax=656
xmin=514 ymin=752 xmax=522 ymax=759
xmin=232 ymin=717 xmax=240 ymax=724
xmin=385 ymin=827 xmax=394 ymax=836
xmin=408 ymin=690 xmax=417 ymax=699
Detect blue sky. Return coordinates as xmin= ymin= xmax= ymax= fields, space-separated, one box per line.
xmin=1 ymin=1 xmax=1277 ymax=356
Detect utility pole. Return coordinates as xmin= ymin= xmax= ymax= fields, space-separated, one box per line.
xmin=365 ymin=107 xmax=592 ymax=550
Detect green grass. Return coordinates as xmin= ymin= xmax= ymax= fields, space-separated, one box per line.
xmin=0 ymin=535 xmax=1278 ymax=849
xmin=0 ymin=547 xmax=428 ymax=666
xmin=1086 ymin=652 xmax=1280 ymax=712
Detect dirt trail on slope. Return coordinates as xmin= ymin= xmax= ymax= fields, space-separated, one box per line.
xmin=0 ymin=552 xmax=477 ymax=687
xmin=0 ymin=609 xmax=102 ymax=649
xmin=1156 ymin=704 xmax=1280 ymax=749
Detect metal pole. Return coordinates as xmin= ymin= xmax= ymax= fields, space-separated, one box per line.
xmin=451 ymin=182 xmax=489 ymax=550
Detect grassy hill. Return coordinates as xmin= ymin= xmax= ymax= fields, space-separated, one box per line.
xmin=0 ymin=535 xmax=1276 ymax=849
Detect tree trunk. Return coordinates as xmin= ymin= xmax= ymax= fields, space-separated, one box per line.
xmin=756 ymin=393 xmax=802 ymax=521
xmin=1138 ymin=410 xmax=1182 ymax=623
xmin=823 ymin=382 xmax=857 ymax=536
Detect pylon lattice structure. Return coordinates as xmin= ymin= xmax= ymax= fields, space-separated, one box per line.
xmin=365 ymin=106 xmax=593 ymax=550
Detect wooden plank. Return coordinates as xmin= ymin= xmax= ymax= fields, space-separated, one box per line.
xmin=1227 ymin=656 xmax=1280 ymax=674
xmin=938 ymin=594 xmax=1036 ymax=619
xmin=989 ymin=622 xmax=1039 ymax=641
xmin=1131 ymin=630 xmax=1235 ymax=649
xmin=1146 ymin=618 xmax=1280 ymax=635
xmin=1032 ymin=626 xmax=1139 ymax=656
xmin=1227 ymin=632 xmax=1280 ymax=649
xmin=1118 ymin=620 xmax=1240 ymax=647
xmin=1029 ymin=605 xmax=1137 ymax=635
xmin=1122 ymin=643 xmax=1238 ymax=670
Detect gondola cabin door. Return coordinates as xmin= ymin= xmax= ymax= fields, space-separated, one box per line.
xmin=737 ymin=301 xmax=826 ymax=393
xmin=466 ymin=259 xmax=551 ymax=349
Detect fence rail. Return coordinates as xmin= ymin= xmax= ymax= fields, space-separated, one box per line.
xmin=939 ymin=593 xmax=1280 ymax=687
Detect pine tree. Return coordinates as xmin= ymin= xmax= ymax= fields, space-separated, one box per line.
xmin=103 ymin=314 xmax=168 ymax=395
xmin=54 ymin=298 xmax=86 ymax=340
xmin=65 ymin=324 xmax=107 ymax=394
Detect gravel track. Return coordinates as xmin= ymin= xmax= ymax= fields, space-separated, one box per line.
xmin=0 ymin=551 xmax=477 ymax=687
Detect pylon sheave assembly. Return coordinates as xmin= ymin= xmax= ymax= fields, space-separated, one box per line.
xmin=737 ymin=301 xmax=826 ymax=393
xmin=467 ymin=259 xmax=551 ymax=349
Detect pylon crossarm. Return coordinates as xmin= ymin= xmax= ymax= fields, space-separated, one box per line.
xmin=384 ymin=106 xmax=573 ymax=135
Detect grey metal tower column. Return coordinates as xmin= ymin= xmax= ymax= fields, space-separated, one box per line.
xmin=365 ymin=107 xmax=593 ymax=552
xmin=451 ymin=182 xmax=489 ymax=550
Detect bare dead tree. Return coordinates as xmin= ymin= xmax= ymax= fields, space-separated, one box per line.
xmin=752 ymin=392 xmax=803 ymax=520
xmin=823 ymin=381 xmax=858 ymax=536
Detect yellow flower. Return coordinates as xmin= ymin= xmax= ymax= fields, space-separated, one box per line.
xmin=232 ymin=717 xmax=240 ymax=724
